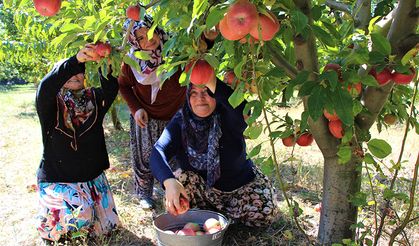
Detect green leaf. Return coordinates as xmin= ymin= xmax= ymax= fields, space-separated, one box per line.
xmin=363 ymin=153 xmax=376 ymax=164
xmin=134 ymin=51 xmax=151 ymax=60
xmin=367 ymin=139 xmax=392 ymax=158
xmin=50 ymin=33 xmax=68 ymax=48
xmin=332 ymin=89 xmax=353 ymax=126
xmin=312 ymin=24 xmax=336 ymax=47
xmin=337 ymin=145 xmax=352 ymax=164
xmin=244 ymin=123 xmax=263 ymax=139
xmin=203 ymin=53 xmax=219 ymax=69
xmin=308 ymin=87 xmax=327 ymax=121
xmin=401 ymin=46 xmax=418 ymax=65
xmin=298 ymin=81 xmax=317 ymax=97
xmin=361 ymin=75 xmax=379 ymax=86
xmin=123 ymin=55 xmax=142 ymax=73
xmin=291 ymin=10 xmax=308 ymax=34
xmin=228 ymin=87 xmax=245 ymax=108
xmin=261 ymin=157 xmax=274 ymax=176
xmin=371 ymin=32 xmax=391 ymax=56
xmin=248 ymin=144 xmax=262 ymax=158
xmin=350 ymin=192 xmax=367 ymax=206
xmin=206 ymin=7 xmax=226 ymax=28
xmin=60 ymin=23 xmax=83 ymax=33
xmin=322 ymin=21 xmax=340 ymax=40
xmin=192 ymin=0 xmax=208 ymax=19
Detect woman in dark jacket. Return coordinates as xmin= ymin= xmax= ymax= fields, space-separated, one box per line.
xmin=35 ymin=44 xmax=120 ymax=242
xmin=150 ymin=76 xmax=277 ymax=227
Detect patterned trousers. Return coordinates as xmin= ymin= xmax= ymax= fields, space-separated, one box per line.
xmin=36 ymin=173 xmax=120 ymax=241
xmin=175 ymin=167 xmax=277 ymax=227
xmin=129 ymin=115 xmax=173 ymax=198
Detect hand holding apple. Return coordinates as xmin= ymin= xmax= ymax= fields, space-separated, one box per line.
xmin=76 ymin=43 xmax=102 ymax=63
xmin=163 ymin=178 xmax=189 ymax=216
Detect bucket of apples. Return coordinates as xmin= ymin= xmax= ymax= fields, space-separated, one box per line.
xmin=153 ymin=207 xmax=230 ymax=246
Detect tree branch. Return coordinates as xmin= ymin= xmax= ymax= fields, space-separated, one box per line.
xmin=325 ymin=0 xmax=351 ymax=14
xmin=353 ymin=0 xmax=371 ymax=32
xmin=356 ymin=82 xmax=393 ymax=130
xmin=387 ymin=0 xmax=418 ymax=58
xmin=266 ymin=43 xmax=298 ymax=79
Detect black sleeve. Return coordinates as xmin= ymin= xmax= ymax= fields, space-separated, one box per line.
xmin=95 ymin=68 xmax=119 ymax=116
xmin=213 ymin=80 xmax=248 ymax=132
xmin=35 ymin=56 xmax=85 ymax=143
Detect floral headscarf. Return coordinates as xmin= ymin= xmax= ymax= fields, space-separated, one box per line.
xmin=123 ymin=16 xmax=169 ymax=103
xmin=180 ymin=85 xmax=222 ymax=188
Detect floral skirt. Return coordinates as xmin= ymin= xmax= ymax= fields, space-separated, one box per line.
xmin=175 ymin=167 xmax=277 ymax=227
xmin=36 ymin=173 xmax=120 ymax=241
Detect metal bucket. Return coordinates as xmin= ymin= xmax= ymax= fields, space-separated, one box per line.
xmin=153 ymin=209 xmax=230 ymax=246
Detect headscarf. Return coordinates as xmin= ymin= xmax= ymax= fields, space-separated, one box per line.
xmin=123 ymin=16 xmax=169 ymax=104
xmin=59 ymin=88 xmax=95 ymax=131
xmin=180 ymin=85 xmax=222 ymax=188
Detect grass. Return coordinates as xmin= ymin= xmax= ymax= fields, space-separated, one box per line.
xmin=0 ymin=84 xmax=417 ymax=245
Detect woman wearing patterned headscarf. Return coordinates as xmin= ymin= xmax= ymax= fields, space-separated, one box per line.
xmin=118 ymin=16 xmax=186 ymax=209
xmin=35 ymin=44 xmax=120 ymax=242
xmin=149 ymin=76 xmax=277 ymax=227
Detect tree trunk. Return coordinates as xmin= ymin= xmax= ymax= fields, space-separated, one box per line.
xmin=110 ymin=105 xmax=123 ymax=130
xmin=318 ymin=157 xmax=362 ymax=244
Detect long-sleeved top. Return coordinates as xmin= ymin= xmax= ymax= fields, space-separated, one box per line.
xmin=150 ymin=81 xmax=256 ymax=192
xmin=117 ymin=63 xmax=186 ymax=120
xmin=36 ymin=55 xmax=119 ymax=183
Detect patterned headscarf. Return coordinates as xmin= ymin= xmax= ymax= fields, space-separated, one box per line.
xmin=123 ymin=16 xmax=169 ymax=103
xmin=59 ymin=88 xmax=95 ymax=131
xmin=180 ymin=85 xmax=222 ymax=188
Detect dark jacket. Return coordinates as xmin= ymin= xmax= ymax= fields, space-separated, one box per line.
xmin=36 ymin=55 xmax=119 ymax=183
xmin=150 ymin=81 xmax=256 ymax=192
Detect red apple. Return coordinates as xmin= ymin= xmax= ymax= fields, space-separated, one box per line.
xmin=203 ymin=218 xmax=221 ymax=232
xmin=33 ymin=0 xmax=61 ymax=17
xmin=347 ymin=82 xmax=362 ymax=96
xmin=281 ymin=135 xmax=295 ymax=147
xmin=324 ymin=63 xmax=342 ymax=81
xmin=314 ymin=203 xmax=322 ymax=212
xmin=296 ymin=133 xmax=313 ymax=146
xmin=225 ymin=0 xmax=258 ymax=37
xmin=369 ymin=67 xmax=392 ymax=86
xmin=219 ymin=16 xmax=246 ymax=41
xmin=323 ymin=109 xmax=339 ymax=121
xmin=249 ymin=12 xmax=280 ymax=41
xmin=177 ymin=228 xmax=196 ymax=236
xmin=190 ymin=59 xmax=215 ymax=85
xmin=383 ymin=114 xmax=397 ymax=125
xmin=126 ymin=5 xmax=141 ymax=21
xmin=183 ymin=222 xmax=200 ymax=232
xmin=95 ymin=42 xmax=112 ymax=58
xmin=204 ymin=25 xmax=219 ymax=41
xmin=206 ymin=227 xmax=221 ymax=234
xmin=328 ymin=120 xmax=344 ymax=139
xmin=224 ymin=70 xmax=241 ymax=88
xmin=177 ymin=197 xmax=190 ymax=215
xmin=392 ymin=68 xmax=416 ymax=85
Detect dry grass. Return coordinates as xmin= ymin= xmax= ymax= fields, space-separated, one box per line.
xmin=0 ymin=84 xmax=417 ymax=245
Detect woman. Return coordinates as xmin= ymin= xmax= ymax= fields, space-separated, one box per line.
xmin=150 ymin=77 xmax=277 ymax=227
xmin=35 ymin=44 xmax=120 ymax=242
xmin=118 ymin=16 xmax=186 ymax=209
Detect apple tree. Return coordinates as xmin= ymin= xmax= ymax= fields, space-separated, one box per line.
xmin=3 ymin=0 xmax=418 ymax=244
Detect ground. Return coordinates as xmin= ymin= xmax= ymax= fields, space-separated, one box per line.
xmin=0 ymin=84 xmax=417 ymax=246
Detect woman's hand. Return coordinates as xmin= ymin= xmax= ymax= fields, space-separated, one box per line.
xmin=163 ymin=178 xmax=189 ymax=216
xmin=134 ymin=108 xmax=148 ymax=128
xmin=76 ymin=43 xmax=101 ymax=63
